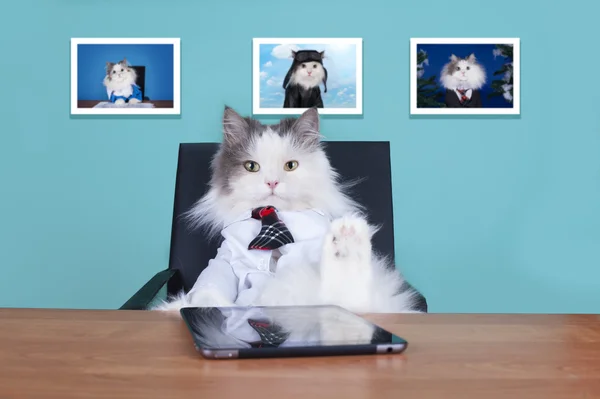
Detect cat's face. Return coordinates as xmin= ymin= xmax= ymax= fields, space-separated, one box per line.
xmin=185 ymin=107 xmax=358 ymax=234
xmin=451 ymin=59 xmax=475 ymax=82
xmin=208 ymin=107 xmax=353 ymax=218
xmin=441 ymin=54 xmax=486 ymax=90
xmin=291 ymin=56 xmax=326 ymax=88
xmin=105 ymin=59 xmax=136 ymax=85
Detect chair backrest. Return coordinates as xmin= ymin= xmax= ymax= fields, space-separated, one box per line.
xmin=167 ymin=142 xmax=425 ymax=310
xmin=131 ymin=66 xmax=147 ymax=100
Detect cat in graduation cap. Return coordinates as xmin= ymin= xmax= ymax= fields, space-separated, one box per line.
xmin=282 ymin=50 xmax=328 ymax=109
xmin=103 ymin=58 xmax=143 ymax=105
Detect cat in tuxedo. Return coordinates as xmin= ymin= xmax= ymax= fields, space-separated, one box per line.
xmin=440 ymin=53 xmax=486 ymax=108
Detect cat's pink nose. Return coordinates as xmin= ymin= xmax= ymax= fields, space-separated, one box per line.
xmin=266 ymin=180 xmax=279 ymax=189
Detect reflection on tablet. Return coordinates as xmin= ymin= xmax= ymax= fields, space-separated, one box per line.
xmin=181 ymin=305 xmax=402 ymax=350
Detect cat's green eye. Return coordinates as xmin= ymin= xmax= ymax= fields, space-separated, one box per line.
xmin=244 ymin=161 xmax=260 ymax=172
xmin=284 ymin=160 xmax=299 ymax=171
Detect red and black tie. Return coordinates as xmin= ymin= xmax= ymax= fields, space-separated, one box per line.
xmin=457 ymin=89 xmax=469 ymax=104
xmin=247 ymin=319 xmax=290 ymax=347
xmin=248 ymin=206 xmax=295 ymax=250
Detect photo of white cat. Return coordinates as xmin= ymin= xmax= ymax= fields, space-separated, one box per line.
xmin=440 ymin=53 xmax=486 ymax=108
xmin=410 ymin=38 xmax=520 ymax=115
xmin=70 ymin=38 xmax=181 ymax=115
xmin=103 ymin=58 xmax=143 ymax=106
xmin=253 ymin=38 xmax=363 ymax=115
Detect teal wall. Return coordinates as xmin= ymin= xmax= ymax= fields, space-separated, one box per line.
xmin=1 ymin=0 xmax=599 ymax=313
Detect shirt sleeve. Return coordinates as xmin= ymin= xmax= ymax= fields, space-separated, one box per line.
xmin=187 ymin=239 xmax=239 ymax=304
xmin=132 ymin=84 xmax=143 ymax=101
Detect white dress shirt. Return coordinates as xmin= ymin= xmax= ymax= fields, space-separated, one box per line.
xmin=187 ymin=208 xmax=332 ymax=306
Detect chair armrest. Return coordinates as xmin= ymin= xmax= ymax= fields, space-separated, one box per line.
xmin=119 ymin=269 xmax=181 ymax=310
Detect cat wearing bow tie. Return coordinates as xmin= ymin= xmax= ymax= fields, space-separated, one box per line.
xmin=441 ymin=53 xmax=486 ymax=108
xmin=153 ymin=107 xmax=422 ymax=315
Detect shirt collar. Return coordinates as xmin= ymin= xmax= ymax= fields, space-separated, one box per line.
xmin=222 ymin=207 xmax=327 ymax=228
xmin=223 ymin=209 xmax=252 ymax=229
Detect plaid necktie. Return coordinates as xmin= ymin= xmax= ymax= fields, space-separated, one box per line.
xmin=456 ymin=89 xmax=470 ymax=104
xmin=247 ymin=319 xmax=291 ymax=347
xmin=247 ymin=206 xmax=295 ymax=250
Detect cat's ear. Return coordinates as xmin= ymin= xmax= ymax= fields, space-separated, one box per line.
xmin=105 ymin=62 xmax=114 ymax=71
xmin=222 ymin=106 xmax=249 ymax=146
xmin=291 ymin=50 xmax=297 ymax=59
xmin=467 ymin=53 xmax=476 ymax=62
xmin=450 ymin=54 xmax=458 ymax=62
xmin=320 ymin=51 xmax=325 ymax=59
xmin=121 ymin=57 xmax=128 ymax=65
xmin=292 ymin=107 xmax=321 ymax=148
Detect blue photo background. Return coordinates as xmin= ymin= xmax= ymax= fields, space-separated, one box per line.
xmin=417 ymin=44 xmax=513 ymax=108
xmin=77 ymin=44 xmax=174 ymax=101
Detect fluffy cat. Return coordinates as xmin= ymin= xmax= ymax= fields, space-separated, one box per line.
xmin=283 ymin=50 xmax=328 ymax=108
xmin=153 ymin=106 xmax=421 ymax=316
xmin=103 ymin=58 xmax=142 ymax=105
xmin=440 ymin=53 xmax=486 ymax=108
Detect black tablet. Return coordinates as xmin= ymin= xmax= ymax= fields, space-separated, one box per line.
xmin=180 ymin=305 xmax=408 ymax=359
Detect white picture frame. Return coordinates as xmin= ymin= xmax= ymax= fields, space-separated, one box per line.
xmin=410 ymin=37 xmax=520 ymax=115
xmin=70 ymin=37 xmax=181 ymax=115
xmin=252 ymin=37 xmax=363 ymax=115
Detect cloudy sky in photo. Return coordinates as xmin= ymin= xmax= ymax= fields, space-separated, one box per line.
xmin=258 ymin=42 xmax=358 ymax=109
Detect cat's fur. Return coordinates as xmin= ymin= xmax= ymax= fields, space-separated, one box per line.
xmin=283 ymin=50 xmax=328 ymax=108
xmin=440 ymin=53 xmax=486 ymax=108
xmin=103 ymin=58 xmax=141 ymax=105
xmin=153 ymin=107 xmax=421 ymax=315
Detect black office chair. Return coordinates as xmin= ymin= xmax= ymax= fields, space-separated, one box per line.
xmin=120 ymin=142 xmax=427 ymax=312
xmin=130 ymin=66 xmax=150 ymax=101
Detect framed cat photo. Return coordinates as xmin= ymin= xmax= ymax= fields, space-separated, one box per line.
xmin=70 ymin=37 xmax=181 ymax=115
xmin=252 ymin=37 xmax=363 ymax=115
xmin=410 ymin=37 xmax=520 ymax=115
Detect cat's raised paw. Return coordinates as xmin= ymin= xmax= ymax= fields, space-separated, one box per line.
xmin=325 ymin=215 xmax=372 ymax=261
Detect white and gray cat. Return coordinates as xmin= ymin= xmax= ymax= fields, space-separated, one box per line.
xmin=440 ymin=53 xmax=486 ymax=108
xmin=103 ymin=58 xmax=142 ymax=105
xmin=153 ymin=107 xmax=422 ymax=315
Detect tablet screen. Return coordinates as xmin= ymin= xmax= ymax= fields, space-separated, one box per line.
xmin=180 ymin=305 xmax=406 ymax=350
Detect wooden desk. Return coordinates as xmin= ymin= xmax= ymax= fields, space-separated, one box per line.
xmin=77 ymin=100 xmax=174 ymax=108
xmin=1 ymin=309 xmax=599 ymax=398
